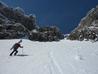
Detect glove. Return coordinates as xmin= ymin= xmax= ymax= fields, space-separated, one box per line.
xmin=10 ymin=48 xmax=13 ymax=50
xmin=21 ymin=46 xmax=23 ymax=48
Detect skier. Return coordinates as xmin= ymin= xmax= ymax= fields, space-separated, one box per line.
xmin=10 ymin=40 xmax=23 ymax=56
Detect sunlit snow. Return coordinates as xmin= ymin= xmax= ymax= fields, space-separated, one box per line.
xmin=0 ymin=39 xmax=98 ymax=74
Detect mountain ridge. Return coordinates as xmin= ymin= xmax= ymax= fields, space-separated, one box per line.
xmin=0 ymin=1 xmax=64 ymax=41
xmin=68 ymin=5 xmax=98 ymax=41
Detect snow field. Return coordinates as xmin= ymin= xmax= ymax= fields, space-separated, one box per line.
xmin=0 ymin=39 xmax=98 ymax=74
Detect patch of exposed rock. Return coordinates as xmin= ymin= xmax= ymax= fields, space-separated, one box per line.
xmin=68 ymin=5 xmax=98 ymax=41
xmin=0 ymin=1 xmax=64 ymax=41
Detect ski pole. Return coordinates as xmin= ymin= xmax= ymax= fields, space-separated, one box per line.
xmin=22 ymin=48 xmax=24 ymax=54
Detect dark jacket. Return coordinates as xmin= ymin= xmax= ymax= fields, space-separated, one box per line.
xmin=11 ymin=43 xmax=22 ymax=50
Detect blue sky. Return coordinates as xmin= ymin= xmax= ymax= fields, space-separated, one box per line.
xmin=0 ymin=0 xmax=98 ymax=33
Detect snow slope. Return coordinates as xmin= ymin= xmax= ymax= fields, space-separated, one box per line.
xmin=0 ymin=39 xmax=98 ymax=74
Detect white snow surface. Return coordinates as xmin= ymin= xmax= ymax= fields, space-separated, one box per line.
xmin=0 ymin=39 xmax=98 ymax=74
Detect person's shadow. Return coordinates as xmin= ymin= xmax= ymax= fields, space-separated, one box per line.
xmin=17 ymin=54 xmax=29 ymax=57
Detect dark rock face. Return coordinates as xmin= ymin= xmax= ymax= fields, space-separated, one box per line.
xmin=0 ymin=2 xmax=37 ymax=31
xmin=0 ymin=1 xmax=37 ymax=39
xmin=0 ymin=23 xmax=28 ymax=39
xmin=78 ymin=28 xmax=98 ymax=41
xmin=0 ymin=25 xmax=5 ymax=31
xmin=0 ymin=1 xmax=64 ymax=41
xmin=68 ymin=5 xmax=98 ymax=41
xmin=29 ymin=26 xmax=64 ymax=41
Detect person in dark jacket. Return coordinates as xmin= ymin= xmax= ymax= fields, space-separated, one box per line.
xmin=10 ymin=40 xmax=23 ymax=56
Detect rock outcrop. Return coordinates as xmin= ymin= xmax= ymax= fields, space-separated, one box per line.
xmin=29 ymin=26 xmax=64 ymax=41
xmin=0 ymin=2 xmax=37 ymax=31
xmin=0 ymin=1 xmax=64 ymax=41
xmin=68 ymin=5 xmax=98 ymax=41
xmin=0 ymin=23 xmax=28 ymax=39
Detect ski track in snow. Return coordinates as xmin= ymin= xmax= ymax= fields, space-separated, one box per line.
xmin=0 ymin=39 xmax=98 ymax=74
xmin=48 ymin=52 xmax=63 ymax=74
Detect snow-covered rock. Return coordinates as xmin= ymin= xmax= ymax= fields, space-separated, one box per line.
xmin=14 ymin=7 xmax=25 ymax=15
xmin=68 ymin=5 xmax=98 ymax=41
xmin=0 ymin=1 xmax=38 ymax=31
xmin=0 ymin=1 xmax=64 ymax=41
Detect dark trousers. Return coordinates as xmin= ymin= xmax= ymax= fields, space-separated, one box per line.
xmin=10 ymin=49 xmax=18 ymax=56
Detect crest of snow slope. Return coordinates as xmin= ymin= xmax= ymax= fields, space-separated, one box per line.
xmin=0 ymin=39 xmax=98 ymax=74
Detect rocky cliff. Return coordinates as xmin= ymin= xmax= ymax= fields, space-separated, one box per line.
xmin=0 ymin=1 xmax=64 ymax=41
xmin=68 ymin=5 xmax=98 ymax=41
